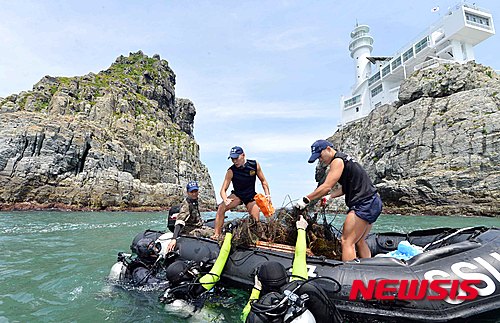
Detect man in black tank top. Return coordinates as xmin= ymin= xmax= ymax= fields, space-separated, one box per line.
xmin=295 ymin=139 xmax=382 ymax=261
xmin=212 ymin=146 xmax=271 ymax=239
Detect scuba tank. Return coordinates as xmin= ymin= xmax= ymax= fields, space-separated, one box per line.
xmin=254 ymin=193 xmax=275 ymax=218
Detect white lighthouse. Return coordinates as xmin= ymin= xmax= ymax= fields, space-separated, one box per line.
xmin=340 ymin=2 xmax=495 ymax=126
xmin=349 ymin=24 xmax=374 ymax=86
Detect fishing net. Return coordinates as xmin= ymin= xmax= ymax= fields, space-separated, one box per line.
xmin=228 ymin=206 xmax=342 ymax=261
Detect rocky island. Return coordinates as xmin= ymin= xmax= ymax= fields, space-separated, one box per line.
xmin=0 ymin=51 xmax=216 ymax=211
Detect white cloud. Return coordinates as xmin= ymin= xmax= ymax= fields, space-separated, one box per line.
xmin=199 ymin=101 xmax=330 ymax=121
xmin=254 ymin=27 xmax=325 ymax=51
xmin=199 ymin=129 xmax=334 ymax=154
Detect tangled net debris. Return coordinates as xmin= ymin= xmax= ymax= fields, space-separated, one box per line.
xmin=228 ymin=206 xmax=343 ymax=261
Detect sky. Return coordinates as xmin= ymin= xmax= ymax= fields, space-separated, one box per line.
xmin=1 ymin=0 xmax=499 ymax=207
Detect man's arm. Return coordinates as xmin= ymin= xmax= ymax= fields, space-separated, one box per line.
xmin=241 ymin=277 xmax=262 ymax=322
xmin=330 ymin=185 xmax=344 ymax=198
xmin=256 ymin=162 xmax=271 ymax=200
xmin=167 ymin=201 xmax=189 ymax=251
xmin=306 ymin=158 xmax=344 ymax=201
xmin=220 ymin=169 xmax=233 ymax=205
xmin=291 ymin=216 xmax=308 ymax=281
xmin=198 ymin=232 xmax=233 ymax=291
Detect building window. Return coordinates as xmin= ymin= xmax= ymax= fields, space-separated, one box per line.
xmin=381 ymin=64 xmax=391 ymax=77
xmin=465 ymin=12 xmax=492 ymax=29
xmin=391 ymin=56 xmax=402 ymax=69
xmin=368 ymin=72 xmax=381 ymax=86
xmin=402 ymin=48 xmax=414 ymax=62
xmin=371 ymin=84 xmax=383 ymax=97
xmin=344 ymin=95 xmax=361 ymax=108
xmin=415 ymin=37 xmax=429 ymax=54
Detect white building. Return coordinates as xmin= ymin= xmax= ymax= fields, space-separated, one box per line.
xmin=340 ymin=2 xmax=495 ymax=125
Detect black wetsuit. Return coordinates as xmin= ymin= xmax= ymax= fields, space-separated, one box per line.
xmin=230 ymin=159 xmax=257 ymax=204
xmin=333 ymin=152 xmax=377 ymax=207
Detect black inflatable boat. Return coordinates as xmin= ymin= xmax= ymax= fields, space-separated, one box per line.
xmin=110 ymin=226 xmax=500 ymax=322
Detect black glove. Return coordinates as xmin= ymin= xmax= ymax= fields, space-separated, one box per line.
xmin=224 ymin=220 xmax=239 ymax=234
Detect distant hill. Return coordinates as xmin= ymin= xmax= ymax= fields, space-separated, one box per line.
xmin=0 ymin=51 xmax=216 ymax=211
xmin=326 ymin=61 xmax=499 ymax=217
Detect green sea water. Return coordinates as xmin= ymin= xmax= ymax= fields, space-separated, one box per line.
xmin=1 ymin=211 xmax=498 ymax=322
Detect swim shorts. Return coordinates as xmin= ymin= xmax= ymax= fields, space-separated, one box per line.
xmin=349 ymin=193 xmax=382 ymax=224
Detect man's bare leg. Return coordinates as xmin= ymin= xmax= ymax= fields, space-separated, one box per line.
xmin=212 ymin=194 xmax=241 ymax=239
xmin=246 ymin=201 xmax=260 ymax=221
xmin=341 ymin=210 xmax=371 ymax=261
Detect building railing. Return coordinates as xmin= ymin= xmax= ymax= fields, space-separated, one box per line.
xmin=463 ymin=2 xmax=491 ymax=14
xmin=349 ymin=36 xmax=374 ymax=51
xmin=413 ymin=57 xmax=454 ymax=71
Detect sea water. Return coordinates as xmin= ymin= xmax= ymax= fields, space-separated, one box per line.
xmin=0 ymin=211 xmax=498 ymax=322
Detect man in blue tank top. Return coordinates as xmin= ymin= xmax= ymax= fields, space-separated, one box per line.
xmin=295 ymin=139 xmax=382 ymax=261
xmin=212 ymin=146 xmax=271 ymax=239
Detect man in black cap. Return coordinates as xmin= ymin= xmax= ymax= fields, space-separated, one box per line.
xmin=212 ymin=146 xmax=271 ymax=239
xmin=295 ymin=139 xmax=382 ymax=261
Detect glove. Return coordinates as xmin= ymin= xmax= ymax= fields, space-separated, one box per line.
xmin=253 ymin=274 xmax=262 ymax=291
xmin=295 ymin=196 xmax=310 ymax=210
xmin=224 ymin=220 xmax=238 ymax=234
xmin=320 ymin=195 xmax=332 ymax=207
xmin=296 ymin=215 xmax=308 ymax=230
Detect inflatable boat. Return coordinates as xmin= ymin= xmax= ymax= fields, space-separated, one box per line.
xmin=109 ymin=226 xmax=500 ymax=322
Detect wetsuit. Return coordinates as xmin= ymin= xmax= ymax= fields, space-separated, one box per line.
xmin=163 ymin=232 xmax=233 ymax=314
xmin=230 ymin=159 xmax=258 ymax=204
xmin=198 ymin=232 xmax=233 ymax=290
xmin=241 ymin=229 xmax=308 ymax=321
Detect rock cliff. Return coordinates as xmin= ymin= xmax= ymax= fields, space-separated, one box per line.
xmin=327 ymin=61 xmax=499 ymax=217
xmin=0 ymin=51 xmax=216 ymax=210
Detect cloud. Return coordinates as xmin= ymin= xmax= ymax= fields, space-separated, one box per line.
xmin=199 ymin=101 xmax=329 ymax=121
xmin=199 ymin=129 xmax=334 ymax=154
xmin=254 ymin=27 xmax=325 ymax=51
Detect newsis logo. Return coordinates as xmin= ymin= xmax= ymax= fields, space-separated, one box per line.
xmin=349 ymin=279 xmax=480 ymax=301
xmin=349 ymin=252 xmax=500 ymax=304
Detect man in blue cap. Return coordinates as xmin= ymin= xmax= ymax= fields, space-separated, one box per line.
xmin=212 ymin=146 xmax=271 ymax=239
xmin=167 ymin=181 xmax=214 ymax=251
xmin=295 ymin=139 xmax=382 ymax=261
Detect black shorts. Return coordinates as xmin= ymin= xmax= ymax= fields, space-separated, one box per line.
xmin=231 ymin=190 xmax=255 ymax=205
xmin=349 ymin=193 xmax=382 ymax=224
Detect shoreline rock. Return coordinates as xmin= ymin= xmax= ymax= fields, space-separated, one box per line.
xmin=328 ymin=62 xmax=500 ymax=217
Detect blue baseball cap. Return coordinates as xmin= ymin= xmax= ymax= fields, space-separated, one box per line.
xmin=308 ymin=140 xmax=333 ymax=163
xmin=228 ymin=146 xmax=244 ymax=159
xmin=186 ymin=181 xmax=199 ymax=192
